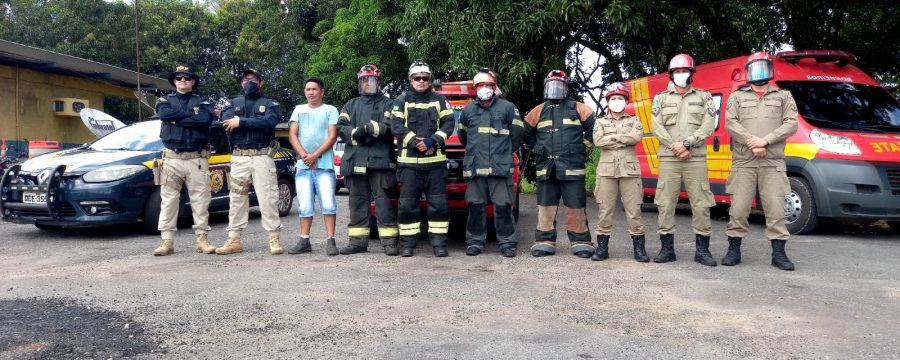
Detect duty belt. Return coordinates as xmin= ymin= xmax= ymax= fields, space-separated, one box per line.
xmin=162 ymin=148 xmax=208 ymax=160
xmin=233 ymin=148 xmax=269 ymax=156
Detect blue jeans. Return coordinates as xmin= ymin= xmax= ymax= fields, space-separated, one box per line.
xmin=295 ymin=168 xmax=336 ymax=217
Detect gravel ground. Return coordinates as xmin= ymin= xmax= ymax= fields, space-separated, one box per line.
xmin=1 ymin=193 xmax=898 ymax=359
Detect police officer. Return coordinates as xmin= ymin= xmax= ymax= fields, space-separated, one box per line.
xmin=650 ymin=54 xmax=717 ymax=266
xmin=335 ymin=64 xmax=399 ymax=256
xmin=523 ymin=70 xmax=596 ymax=258
xmin=722 ymin=52 xmax=798 ymax=270
xmin=151 ymin=65 xmax=215 ymax=256
xmin=215 ymin=69 xmax=284 ymax=255
xmin=591 ymin=82 xmax=649 ymax=262
xmin=457 ymin=69 xmax=524 ymax=257
xmin=391 ymin=60 xmax=455 ymax=257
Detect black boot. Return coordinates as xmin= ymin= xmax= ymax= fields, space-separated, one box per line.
xmin=771 ymin=240 xmax=795 ymax=271
xmin=400 ymin=247 xmax=414 ymax=257
xmin=631 ymin=234 xmax=650 ymax=262
xmin=433 ymin=247 xmax=448 ymax=257
xmin=591 ymin=235 xmax=609 ymax=261
xmin=287 ymin=237 xmax=311 ymax=254
xmin=654 ymin=233 xmax=676 ymax=263
xmin=338 ymin=243 xmax=368 ymax=255
xmin=382 ymin=238 xmax=399 ymax=256
xmin=693 ymin=234 xmax=717 ymax=267
xmin=325 ymin=237 xmax=338 ymax=256
xmin=721 ymin=237 xmax=742 ymax=266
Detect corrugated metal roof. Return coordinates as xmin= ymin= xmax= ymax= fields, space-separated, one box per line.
xmin=0 ymin=39 xmax=173 ymax=91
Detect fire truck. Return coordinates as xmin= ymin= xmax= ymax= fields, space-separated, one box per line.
xmin=628 ymin=50 xmax=900 ymax=234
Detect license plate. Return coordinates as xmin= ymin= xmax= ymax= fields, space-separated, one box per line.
xmin=23 ymin=191 xmax=47 ymax=204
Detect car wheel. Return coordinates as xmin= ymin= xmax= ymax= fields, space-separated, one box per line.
xmin=34 ymin=223 xmax=61 ymax=231
xmin=887 ymin=221 xmax=900 ymax=234
xmin=143 ymin=188 xmax=162 ymax=235
xmin=277 ymin=178 xmax=294 ymax=217
xmin=785 ymin=177 xmax=819 ymax=235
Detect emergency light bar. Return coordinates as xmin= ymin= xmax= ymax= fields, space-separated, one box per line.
xmin=776 ymin=50 xmax=857 ymax=66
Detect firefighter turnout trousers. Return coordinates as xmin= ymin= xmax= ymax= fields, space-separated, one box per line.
xmin=156 ymin=150 xmax=211 ymax=240
xmin=346 ymin=171 xmax=398 ymax=247
xmin=465 ymin=177 xmax=517 ymax=251
xmin=397 ymin=167 xmax=449 ymax=249
xmin=533 ymin=167 xmax=593 ymax=255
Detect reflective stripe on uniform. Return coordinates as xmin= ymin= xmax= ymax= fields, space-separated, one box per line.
xmin=476 ymin=168 xmax=491 ymax=176
xmin=370 ymin=121 xmax=381 ymax=137
xmin=536 ymin=168 xmax=548 ymax=177
xmin=353 ymin=166 xmax=367 ymax=174
xmin=399 ymin=222 xmax=421 ymax=236
xmin=406 ymin=101 xmax=441 ymax=110
xmin=512 ymin=119 xmax=524 ymax=127
xmin=350 ymin=128 xmax=359 ymax=146
xmin=392 ymin=110 xmax=406 ymax=119
xmin=458 ymin=123 xmax=468 ymax=131
xmin=439 ymin=109 xmax=454 ymax=118
xmin=562 ymin=118 xmax=580 ymax=126
xmin=402 ymin=132 xmax=416 ymax=147
xmin=339 ymin=112 xmax=350 ymax=120
xmin=428 ymin=220 xmax=449 ymax=234
xmin=582 ymin=139 xmax=593 ymax=148
xmin=348 ymin=227 xmax=370 ymax=237
xmin=537 ymin=120 xmax=552 ymax=129
xmin=435 ymin=130 xmax=448 ymax=141
xmin=565 ymin=169 xmax=586 ymax=176
xmin=477 ymin=127 xmax=491 ymax=134
xmin=398 ymin=150 xmax=447 ymax=164
xmin=477 ymin=127 xmax=509 ymax=135
xmin=378 ymin=227 xmax=399 ymax=237
xmin=463 ymin=170 xmax=472 ymax=177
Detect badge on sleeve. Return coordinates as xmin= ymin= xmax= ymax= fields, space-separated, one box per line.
xmin=259 ymin=105 xmax=266 ymax=113
xmin=193 ymin=106 xmax=200 ymax=114
xmin=651 ymin=97 xmax=661 ymax=116
xmin=706 ymin=94 xmax=716 ymax=116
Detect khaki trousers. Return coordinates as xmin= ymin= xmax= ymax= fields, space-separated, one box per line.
xmin=157 ymin=156 xmax=211 ymax=240
xmin=654 ymin=160 xmax=714 ymax=236
xmin=226 ymin=154 xmax=282 ymax=238
xmin=726 ymin=166 xmax=791 ymax=240
xmin=594 ymin=176 xmax=644 ymax=236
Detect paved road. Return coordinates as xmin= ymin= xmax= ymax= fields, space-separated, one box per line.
xmin=1 ymin=194 xmax=898 ymax=359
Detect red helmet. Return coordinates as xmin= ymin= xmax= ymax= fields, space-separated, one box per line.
xmin=745 ymin=52 xmax=774 ymax=84
xmin=545 ymin=69 xmax=568 ymax=82
xmin=668 ymin=54 xmax=695 ymax=72
xmin=543 ymin=70 xmax=569 ymax=100
xmin=357 ymin=64 xmax=380 ymax=79
xmin=605 ymin=82 xmax=630 ymax=101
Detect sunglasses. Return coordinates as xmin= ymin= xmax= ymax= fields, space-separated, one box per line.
xmin=412 ymin=76 xmax=431 ymax=82
xmin=174 ymin=76 xmax=193 ymax=81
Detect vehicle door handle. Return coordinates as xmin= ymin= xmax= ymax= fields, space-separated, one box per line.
xmin=713 ymin=136 xmax=720 ymax=152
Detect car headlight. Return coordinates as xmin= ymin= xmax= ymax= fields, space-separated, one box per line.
xmin=809 ymin=128 xmax=861 ymax=155
xmin=82 ymin=165 xmax=148 ymax=183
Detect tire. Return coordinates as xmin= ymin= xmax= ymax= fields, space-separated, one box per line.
xmin=277 ymin=177 xmax=295 ymax=217
xmin=887 ymin=221 xmax=900 ymax=234
xmin=513 ymin=190 xmax=520 ymax=222
xmin=785 ymin=177 xmax=819 ymax=235
xmin=142 ymin=188 xmax=162 ymax=235
xmin=34 ymin=223 xmax=61 ymax=231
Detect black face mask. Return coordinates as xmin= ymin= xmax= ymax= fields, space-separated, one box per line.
xmin=243 ymin=81 xmax=259 ymax=95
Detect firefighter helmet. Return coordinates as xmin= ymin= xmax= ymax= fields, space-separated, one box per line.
xmin=408 ymin=59 xmax=431 ymax=77
xmin=605 ymin=82 xmax=630 ymax=101
xmin=543 ymin=69 xmax=568 ymax=100
xmin=745 ymin=52 xmax=774 ymax=85
xmin=668 ymin=54 xmax=695 ymax=72
xmin=357 ymin=64 xmax=381 ymax=95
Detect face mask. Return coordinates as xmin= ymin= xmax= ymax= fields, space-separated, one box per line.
xmin=672 ymin=73 xmax=691 ymax=88
xmin=477 ymin=87 xmax=495 ymax=101
xmin=608 ymin=99 xmax=627 ymax=113
xmin=243 ymin=81 xmax=259 ymax=95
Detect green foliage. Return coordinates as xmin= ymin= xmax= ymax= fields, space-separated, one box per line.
xmin=584 ymin=148 xmax=600 ymax=195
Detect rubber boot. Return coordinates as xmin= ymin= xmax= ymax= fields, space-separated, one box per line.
xmin=325 ymin=237 xmax=338 ymax=256
xmin=339 ymin=238 xmax=368 ymax=255
xmin=382 ymin=238 xmax=399 ymax=256
xmin=195 ymin=234 xmax=216 ymax=254
xmin=269 ymin=235 xmax=284 ymax=255
xmin=771 ymin=240 xmax=795 ymax=271
xmin=400 ymin=247 xmax=414 ymax=257
xmin=153 ymin=239 xmax=174 ymax=256
xmin=215 ymin=238 xmax=243 ymax=255
xmin=433 ymin=247 xmax=448 ymax=257
xmin=721 ymin=237 xmax=742 ymax=266
xmin=653 ymin=233 xmax=676 ymax=263
xmin=288 ymin=237 xmax=311 ymax=254
xmin=693 ymin=234 xmax=717 ymax=267
xmin=591 ymin=235 xmax=609 ymax=261
xmin=631 ymin=234 xmax=650 ymax=262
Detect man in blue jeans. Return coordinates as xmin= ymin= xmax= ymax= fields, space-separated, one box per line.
xmin=286 ymin=77 xmax=340 ymax=256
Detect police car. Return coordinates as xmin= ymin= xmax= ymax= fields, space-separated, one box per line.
xmin=0 ymin=120 xmax=296 ymax=234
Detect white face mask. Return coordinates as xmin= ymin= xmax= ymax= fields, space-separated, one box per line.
xmin=672 ymin=73 xmax=691 ymax=88
xmin=477 ymin=87 xmax=495 ymax=101
xmin=608 ymin=99 xmax=627 ymax=113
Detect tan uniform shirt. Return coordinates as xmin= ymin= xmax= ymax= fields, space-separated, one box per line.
xmin=725 ymin=86 xmax=799 ymax=167
xmin=593 ymin=113 xmax=643 ymax=178
xmin=650 ymin=87 xmax=716 ymax=161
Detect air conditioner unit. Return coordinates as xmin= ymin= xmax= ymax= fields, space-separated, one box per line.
xmin=52 ymin=98 xmax=89 ymax=116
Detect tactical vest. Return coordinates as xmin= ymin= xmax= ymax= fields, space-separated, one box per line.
xmin=229 ymin=95 xmax=277 ymax=149
xmin=159 ymin=93 xmax=210 ymax=151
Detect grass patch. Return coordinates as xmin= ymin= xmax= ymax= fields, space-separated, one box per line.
xmin=519 ymin=149 xmax=600 ymax=195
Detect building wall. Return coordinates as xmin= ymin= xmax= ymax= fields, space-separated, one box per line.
xmin=0 ymin=65 xmax=136 ymax=154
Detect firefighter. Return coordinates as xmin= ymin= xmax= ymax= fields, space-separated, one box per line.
xmin=649 ymin=54 xmax=717 ymax=266
xmin=151 ymin=65 xmax=215 ymax=256
xmin=335 ymin=64 xmax=399 ymax=256
xmin=457 ymin=69 xmax=524 ymax=257
xmin=722 ymin=52 xmax=798 ymax=270
xmin=523 ymin=70 xmax=596 ymax=258
xmin=591 ymin=82 xmax=649 ymax=262
xmin=390 ymin=60 xmax=455 ymax=257
xmin=215 ymin=69 xmax=284 ymax=255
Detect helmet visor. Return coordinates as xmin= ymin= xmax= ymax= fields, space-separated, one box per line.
xmin=746 ymin=59 xmax=774 ymax=83
xmin=544 ymin=79 xmax=567 ymax=100
xmin=358 ymin=76 xmax=380 ymax=95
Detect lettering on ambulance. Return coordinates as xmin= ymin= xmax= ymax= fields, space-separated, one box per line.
xmin=871 ymin=142 xmax=900 ymax=153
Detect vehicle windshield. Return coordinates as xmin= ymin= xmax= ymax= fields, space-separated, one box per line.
xmin=776 ymin=81 xmax=900 ymax=133
xmin=89 ymin=120 xmax=164 ymax=151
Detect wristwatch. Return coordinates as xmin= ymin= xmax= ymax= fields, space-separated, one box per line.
xmin=682 ymin=139 xmax=691 ymax=149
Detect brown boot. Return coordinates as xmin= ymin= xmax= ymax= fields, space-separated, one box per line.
xmin=269 ymin=235 xmax=284 ymax=255
xmin=195 ymin=233 xmax=216 ymax=254
xmin=215 ymin=237 xmax=243 ymax=255
xmin=153 ymin=239 xmax=174 ymax=256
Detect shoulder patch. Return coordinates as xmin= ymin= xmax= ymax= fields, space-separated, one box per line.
xmin=392 ymin=105 xmax=400 ymax=111
xmin=706 ymin=94 xmax=716 ymax=116
xmin=651 ymin=96 xmax=661 ymax=116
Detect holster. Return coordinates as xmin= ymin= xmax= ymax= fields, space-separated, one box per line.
xmin=152 ymin=159 xmax=164 ymax=186
xmin=267 ymin=140 xmax=280 ymax=158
